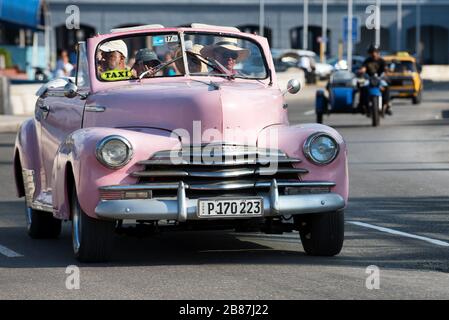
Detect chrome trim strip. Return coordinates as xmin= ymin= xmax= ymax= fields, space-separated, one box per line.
xmin=99 ymin=180 xmax=335 ymax=192
xmin=132 ymin=170 xmax=190 ymax=177
xmin=150 ymin=150 xmax=286 ymax=159
xmin=131 ymin=167 xmax=308 ymax=178
xmin=191 ymin=181 xmax=255 ymax=190
xmin=254 ymin=181 xmax=335 ymax=188
xmin=137 ymin=158 xmax=301 ymax=166
xmin=85 ymin=106 xmax=106 ymax=112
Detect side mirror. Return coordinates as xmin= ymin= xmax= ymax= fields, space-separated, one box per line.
xmin=285 ymin=79 xmax=301 ymax=95
xmin=64 ymin=82 xmax=78 ymax=98
xmin=417 ymin=64 xmax=422 ymax=74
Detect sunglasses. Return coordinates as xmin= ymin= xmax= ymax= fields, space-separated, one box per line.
xmin=214 ymin=48 xmax=238 ymax=61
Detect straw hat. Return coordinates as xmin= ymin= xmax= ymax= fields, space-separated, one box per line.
xmin=175 ymin=42 xmax=207 ymax=73
xmin=200 ymin=37 xmax=250 ymax=63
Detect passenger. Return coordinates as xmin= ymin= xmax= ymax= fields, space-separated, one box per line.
xmin=200 ymin=38 xmax=250 ymax=75
xmin=162 ymin=52 xmax=178 ymax=76
xmin=175 ymin=43 xmax=206 ymax=74
xmin=130 ymin=48 xmax=162 ymax=78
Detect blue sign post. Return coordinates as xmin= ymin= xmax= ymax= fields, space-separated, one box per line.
xmin=343 ymin=16 xmax=359 ymax=43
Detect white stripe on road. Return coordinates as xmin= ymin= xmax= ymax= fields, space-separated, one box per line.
xmin=347 ymin=221 xmax=449 ymax=247
xmin=303 ymin=109 xmax=315 ymax=115
xmin=0 ymin=244 xmax=23 ymax=257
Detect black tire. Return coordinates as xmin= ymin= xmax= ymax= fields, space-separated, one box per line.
xmin=371 ymin=96 xmax=380 ymax=127
xmin=71 ymin=189 xmax=115 ymax=262
xmin=412 ymin=90 xmax=422 ymax=105
xmin=316 ymin=112 xmax=323 ymax=124
xmin=296 ymin=210 xmax=344 ymax=256
xmin=26 ymin=206 xmax=61 ymax=239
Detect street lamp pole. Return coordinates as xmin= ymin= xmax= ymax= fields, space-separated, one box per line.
xmin=416 ymin=0 xmax=421 ymax=63
xmin=259 ymin=0 xmax=265 ymax=37
xmin=397 ymin=0 xmax=402 ymax=52
xmin=375 ymin=0 xmax=381 ymax=48
xmin=347 ymin=0 xmax=353 ymax=71
xmin=303 ymin=0 xmax=308 ymax=50
xmin=321 ymin=0 xmax=328 ymax=63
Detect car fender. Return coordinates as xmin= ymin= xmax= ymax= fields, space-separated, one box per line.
xmin=52 ymin=127 xmax=181 ymax=220
xmin=257 ymin=123 xmax=349 ymax=204
xmin=14 ymin=118 xmax=41 ymax=199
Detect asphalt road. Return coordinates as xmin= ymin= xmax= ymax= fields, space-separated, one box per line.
xmin=1 ymin=81 xmax=449 ymax=299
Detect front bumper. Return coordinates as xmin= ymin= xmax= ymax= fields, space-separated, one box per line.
xmin=95 ymin=180 xmax=345 ymax=221
xmin=390 ymin=87 xmax=416 ymax=97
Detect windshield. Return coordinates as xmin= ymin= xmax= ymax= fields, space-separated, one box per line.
xmin=95 ymin=32 xmax=268 ymax=81
xmin=387 ymin=60 xmax=416 ymax=73
xmin=96 ymin=33 xmax=268 ymax=81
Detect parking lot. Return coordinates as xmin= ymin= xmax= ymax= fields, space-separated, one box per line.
xmin=0 ymin=80 xmax=448 ymax=299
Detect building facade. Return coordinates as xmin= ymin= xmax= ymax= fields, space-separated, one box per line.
xmin=27 ymin=0 xmax=449 ymax=64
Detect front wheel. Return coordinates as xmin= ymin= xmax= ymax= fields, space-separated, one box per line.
xmin=295 ymin=210 xmax=344 ymax=256
xmin=412 ymin=90 xmax=422 ymax=105
xmin=71 ymin=189 xmax=115 ymax=262
xmin=316 ymin=112 xmax=323 ymax=124
xmin=371 ymin=96 xmax=380 ymax=127
xmin=26 ymin=206 xmax=61 ymax=239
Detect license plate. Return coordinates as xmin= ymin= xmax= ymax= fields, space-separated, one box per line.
xmin=198 ymin=198 xmax=263 ymax=217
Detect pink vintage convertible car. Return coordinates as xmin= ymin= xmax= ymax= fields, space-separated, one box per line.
xmin=13 ymin=24 xmax=348 ymax=262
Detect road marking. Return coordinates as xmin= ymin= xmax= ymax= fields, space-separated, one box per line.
xmin=0 ymin=244 xmax=23 ymax=258
xmin=347 ymin=221 xmax=449 ymax=247
xmin=303 ymin=109 xmax=315 ymax=116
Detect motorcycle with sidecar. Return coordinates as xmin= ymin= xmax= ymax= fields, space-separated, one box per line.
xmin=315 ymin=70 xmax=388 ymax=127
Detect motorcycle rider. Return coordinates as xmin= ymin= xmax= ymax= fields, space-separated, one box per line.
xmin=358 ymin=45 xmax=392 ymax=116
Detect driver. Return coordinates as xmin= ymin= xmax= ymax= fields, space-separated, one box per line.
xmin=131 ymin=48 xmax=162 ymax=78
xmin=358 ymin=45 xmax=392 ymax=115
xmin=98 ymin=40 xmax=131 ymax=81
xmin=200 ymin=38 xmax=250 ymax=75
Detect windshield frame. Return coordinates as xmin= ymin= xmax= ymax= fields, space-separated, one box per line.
xmin=94 ymin=30 xmax=271 ymax=83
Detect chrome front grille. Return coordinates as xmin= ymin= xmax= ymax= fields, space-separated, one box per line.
xmin=99 ymin=145 xmax=336 ymax=200
xmin=130 ymin=145 xmax=319 ymax=197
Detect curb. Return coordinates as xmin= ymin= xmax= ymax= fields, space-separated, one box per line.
xmin=0 ymin=116 xmax=29 ymax=133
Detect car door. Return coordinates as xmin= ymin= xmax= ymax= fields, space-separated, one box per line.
xmin=38 ymin=42 xmax=90 ymax=192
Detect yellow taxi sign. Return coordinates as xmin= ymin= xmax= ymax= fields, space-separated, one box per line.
xmin=100 ymin=69 xmax=132 ymax=81
xmin=396 ymin=51 xmax=410 ymax=57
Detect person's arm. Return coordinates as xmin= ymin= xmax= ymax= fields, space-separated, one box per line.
xmin=357 ymin=58 xmax=369 ymax=75
xmin=378 ymin=59 xmax=386 ymax=75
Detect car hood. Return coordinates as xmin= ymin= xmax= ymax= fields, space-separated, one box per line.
xmin=83 ymin=79 xmax=287 ymax=145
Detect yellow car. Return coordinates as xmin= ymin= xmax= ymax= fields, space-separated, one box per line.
xmin=384 ymin=52 xmax=423 ymax=104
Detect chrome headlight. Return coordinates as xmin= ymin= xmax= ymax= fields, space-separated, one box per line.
xmin=303 ymin=133 xmax=339 ymax=165
xmin=96 ymin=135 xmax=133 ymax=169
